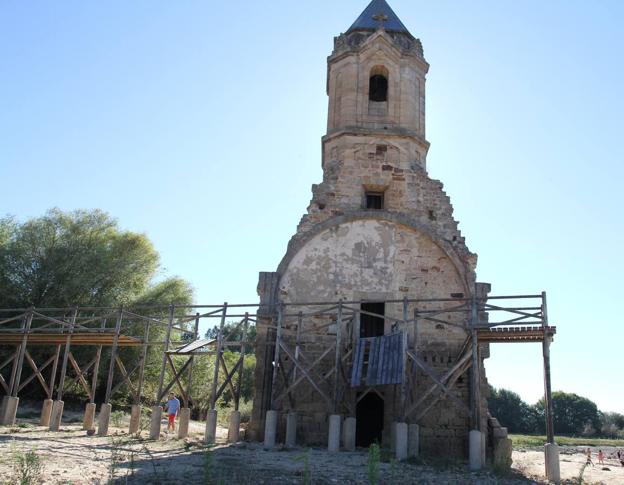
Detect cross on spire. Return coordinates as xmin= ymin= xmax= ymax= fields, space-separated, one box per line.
xmin=372 ymin=12 xmax=388 ymax=30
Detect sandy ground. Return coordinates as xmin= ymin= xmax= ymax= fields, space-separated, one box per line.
xmin=1 ymin=417 xmax=623 ymax=484
xmin=513 ymin=447 xmax=624 ymax=485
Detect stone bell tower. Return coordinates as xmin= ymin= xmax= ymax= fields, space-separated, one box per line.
xmin=251 ymin=0 xmax=493 ymax=459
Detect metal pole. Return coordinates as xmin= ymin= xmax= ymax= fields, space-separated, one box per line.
xmin=333 ymin=301 xmax=342 ymax=414
xmin=11 ymin=310 xmax=34 ymax=397
xmin=268 ymin=303 xmax=283 ymax=411
xmin=209 ymin=303 xmax=227 ymax=410
xmin=103 ymin=307 xmax=123 ymax=404
xmin=156 ymin=304 xmax=175 ymax=403
xmin=541 ymin=291 xmax=555 ymax=444
xmin=56 ymin=308 xmax=78 ymax=401
xmin=234 ymin=313 xmax=250 ymax=411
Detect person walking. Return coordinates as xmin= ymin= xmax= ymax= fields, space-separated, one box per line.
xmin=597 ymin=449 xmax=604 ymax=465
xmin=164 ymin=392 xmax=180 ymax=432
xmin=586 ymin=448 xmax=594 ymax=467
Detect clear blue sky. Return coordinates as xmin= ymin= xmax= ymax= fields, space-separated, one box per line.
xmin=1 ymin=1 xmax=623 ymax=413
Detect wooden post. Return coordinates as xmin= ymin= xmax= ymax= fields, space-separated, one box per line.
xmin=135 ymin=322 xmax=150 ymax=405
xmin=333 ymin=301 xmax=342 ymax=414
xmin=156 ymin=305 xmax=175 ymax=403
xmin=234 ymin=313 xmax=250 ymax=411
xmin=470 ymin=297 xmax=480 ymax=430
xmin=56 ymin=308 xmax=78 ymax=401
xmin=47 ymin=345 xmax=62 ymax=400
xmin=292 ymin=311 xmax=302 ymax=397
xmin=268 ymin=303 xmax=283 ymax=411
xmin=209 ymin=303 xmax=227 ymax=410
xmin=541 ymin=291 xmax=555 ymax=444
xmin=401 ymin=297 xmax=409 ymax=419
xmin=7 ymin=314 xmax=28 ymax=396
xmin=103 ymin=308 xmax=123 ymax=404
xmin=88 ymin=318 xmax=107 ymax=404
xmin=183 ymin=314 xmax=199 ymax=409
xmin=11 ymin=310 xmax=34 ymax=397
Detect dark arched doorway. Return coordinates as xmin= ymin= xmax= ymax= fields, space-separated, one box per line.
xmin=356 ymin=392 xmax=384 ymax=447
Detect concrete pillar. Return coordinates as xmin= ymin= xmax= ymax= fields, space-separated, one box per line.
xmin=83 ymin=403 xmax=96 ymax=430
xmin=263 ymin=410 xmax=277 ymax=449
xmin=545 ymin=443 xmax=561 ymax=484
xmin=178 ymin=407 xmax=191 ymax=439
xmin=1 ymin=396 xmax=19 ymax=426
xmin=469 ymin=430 xmax=483 ymax=471
xmin=205 ymin=409 xmax=218 ymax=443
xmin=328 ymin=414 xmax=341 ymax=453
xmin=97 ymin=403 xmax=112 ymax=437
xmin=394 ymin=422 xmax=408 ymax=461
xmin=285 ymin=412 xmax=297 ymax=448
xmin=40 ymin=399 xmax=53 ymax=427
xmin=129 ymin=404 xmax=141 ymax=435
xmin=149 ymin=405 xmax=162 ymax=440
xmin=49 ymin=400 xmax=64 ymax=432
xmin=227 ymin=410 xmax=240 ymax=443
xmin=408 ymin=424 xmax=419 ymax=458
xmin=343 ymin=417 xmax=356 ymax=451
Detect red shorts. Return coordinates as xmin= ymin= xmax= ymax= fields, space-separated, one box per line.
xmin=168 ymin=414 xmax=176 ymax=426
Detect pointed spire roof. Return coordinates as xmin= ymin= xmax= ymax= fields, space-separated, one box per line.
xmin=346 ymin=0 xmax=412 ymax=36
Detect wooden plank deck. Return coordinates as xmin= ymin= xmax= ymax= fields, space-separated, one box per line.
xmin=0 ymin=333 xmax=143 ymax=346
xmin=477 ymin=326 xmax=556 ymax=343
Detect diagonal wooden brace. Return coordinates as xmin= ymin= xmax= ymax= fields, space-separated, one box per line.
xmin=68 ymin=352 xmax=93 ymax=401
xmin=274 ymin=344 xmax=334 ymax=405
xmin=19 ymin=352 xmax=55 ymax=395
xmin=406 ymin=349 xmax=471 ymax=415
xmin=279 ymin=343 xmax=333 ymax=410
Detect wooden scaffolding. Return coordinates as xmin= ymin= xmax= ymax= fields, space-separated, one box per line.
xmin=0 ymin=292 xmax=556 ymax=455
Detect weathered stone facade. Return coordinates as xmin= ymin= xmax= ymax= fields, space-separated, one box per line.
xmin=250 ymin=1 xmax=493 ymax=459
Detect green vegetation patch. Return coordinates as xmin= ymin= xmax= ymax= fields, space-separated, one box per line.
xmin=510 ymin=434 xmax=624 ymax=448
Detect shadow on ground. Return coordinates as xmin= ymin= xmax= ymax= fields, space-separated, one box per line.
xmin=110 ymin=440 xmax=545 ymax=485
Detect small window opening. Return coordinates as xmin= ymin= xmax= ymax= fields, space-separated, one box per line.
xmin=366 ymin=191 xmax=384 ymax=210
xmin=369 ymin=75 xmax=388 ymax=102
xmin=376 ymin=145 xmax=387 ymax=157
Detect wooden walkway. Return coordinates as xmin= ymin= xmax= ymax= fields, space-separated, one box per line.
xmin=477 ymin=326 xmax=556 ymax=343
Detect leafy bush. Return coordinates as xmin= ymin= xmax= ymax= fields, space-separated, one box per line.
xmin=11 ymin=448 xmax=44 ymax=485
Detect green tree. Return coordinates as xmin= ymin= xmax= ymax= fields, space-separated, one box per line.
xmin=0 ymin=208 xmax=194 ymax=402
xmin=488 ymin=387 xmax=539 ymax=433
xmin=205 ymin=321 xmax=256 ymax=354
xmin=0 ymin=208 xmax=191 ymax=308
xmin=536 ymin=392 xmax=601 ymax=436
xmin=600 ymin=412 xmax=624 ymax=438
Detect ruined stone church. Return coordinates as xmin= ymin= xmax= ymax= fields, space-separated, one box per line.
xmin=250 ymin=0 xmax=504 ymax=461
